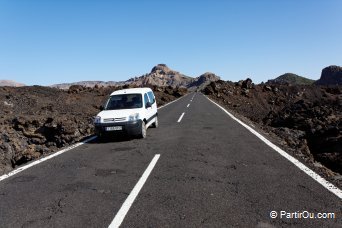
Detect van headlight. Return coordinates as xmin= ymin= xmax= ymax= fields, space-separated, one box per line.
xmin=94 ymin=116 xmax=101 ymax=124
xmin=128 ymin=113 xmax=140 ymax=122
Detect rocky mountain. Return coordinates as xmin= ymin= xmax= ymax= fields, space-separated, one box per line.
xmin=315 ymin=65 xmax=342 ymax=85
xmin=266 ymin=73 xmax=314 ymax=85
xmin=50 ymin=64 xmax=220 ymax=90
xmin=188 ymin=72 xmax=220 ymax=90
xmin=0 ymin=80 xmax=26 ymax=87
xmin=127 ymin=64 xmax=194 ymax=88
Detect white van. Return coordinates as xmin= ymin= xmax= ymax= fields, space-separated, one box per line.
xmin=94 ymin=87 xmax=158 ymax=139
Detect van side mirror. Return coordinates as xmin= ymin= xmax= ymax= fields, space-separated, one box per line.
xmin=100 ymin=105 xmax=104 ymax=111
xmin=146 ymin=102 xmax=152 ymax=108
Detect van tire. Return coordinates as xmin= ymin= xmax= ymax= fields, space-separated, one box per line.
xmin=138 ymin=121 xmax=147 ymax=138
xmin=152 ymin=117 xmax=158 ymax=128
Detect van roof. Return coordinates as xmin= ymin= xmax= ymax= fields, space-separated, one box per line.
xmin=110 ymin=87 xmax=152 ymax=96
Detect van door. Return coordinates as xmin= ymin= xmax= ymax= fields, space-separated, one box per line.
xmin=147 ymin=91 xmax=157 ymax=123
xmin=144 ymin=93 xmax=153 ymax=124
xmin=147 ymin=91 xmax=157 ymax=113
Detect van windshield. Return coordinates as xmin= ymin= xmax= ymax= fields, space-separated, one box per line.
xmin=104 ymin=94 xmax=143 ymax=110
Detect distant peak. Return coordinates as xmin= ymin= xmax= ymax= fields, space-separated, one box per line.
xmin=0 ymin=80 xmax=26 ymax=87
xmin=266 ymin=73 xmax=314 ymax=85
xmin=150 ymin=64 xmax=172 ymax=74
xmin=199 ymin=72 xmax=220 ymax=81
xmin=200 ymin=72 xmax=218 ymax=77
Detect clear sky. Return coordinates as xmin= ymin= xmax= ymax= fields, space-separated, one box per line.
xmin=0 ymin=0 xmax=341 ymax=86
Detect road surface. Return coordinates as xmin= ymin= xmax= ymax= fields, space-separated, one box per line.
xmin=0 ymin=92 xmax=340 ymax=227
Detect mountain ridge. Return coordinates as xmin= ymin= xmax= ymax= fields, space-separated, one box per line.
xmin=0 ymin=80 xmax=26 ymax=87
xmin=50 ymin=64 xmax=220 ymax=90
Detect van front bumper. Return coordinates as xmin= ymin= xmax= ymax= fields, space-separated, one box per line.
xmin=94 ymin=120 xmax=142 ymax=136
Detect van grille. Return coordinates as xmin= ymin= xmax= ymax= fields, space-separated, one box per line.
xmin=103 ymin=118 xmax=114 ymax=122
xmin=103 ymin=117 xmax=126 ymax=122
xmin=114 ymin=117 xmax=126 ymax=122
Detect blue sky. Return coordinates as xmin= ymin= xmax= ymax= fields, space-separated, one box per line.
xmin=0 ymin=0 xmax=341 ymax=86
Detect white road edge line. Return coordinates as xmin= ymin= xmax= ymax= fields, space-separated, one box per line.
xmin=0 ymin=135 xmax=97 ymax=182
xmin=187 ymin=104 xmax=190 ymax=108
xmin=108 ymin=154 xmax=160 ymax=228
xmin=177 ymin=112 xmax=185 ymax=123
xmin=206 ymin=96 xmax=342 ymax=200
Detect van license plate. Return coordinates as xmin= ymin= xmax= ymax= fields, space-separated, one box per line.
xmin=106 ymin=126 xmax=122 ymax=131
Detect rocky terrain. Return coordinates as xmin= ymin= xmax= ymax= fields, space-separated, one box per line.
xmin=204 ymin=68 xmax=341 ymax=187
xmin=51 ymin=64 xmax=220 ymax=90
xmin=0 ymin=85 xmax=187 ymax=175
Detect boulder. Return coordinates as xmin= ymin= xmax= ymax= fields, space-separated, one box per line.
xmin=241 ymin=78 xmax=253 ymax=89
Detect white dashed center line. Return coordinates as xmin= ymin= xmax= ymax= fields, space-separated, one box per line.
xmin=177 ymin=112 xmax=185 ymax=123
xmin=187 ymin=104 xmax=190 ymax=108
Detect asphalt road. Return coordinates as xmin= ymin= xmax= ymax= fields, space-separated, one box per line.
xmin=0 ymin=92 xmax=341 ymax=227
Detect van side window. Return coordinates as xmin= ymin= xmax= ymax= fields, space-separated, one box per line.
xmin=147 ymin=91 xmax=155 ymax=104
xmin=144 ymin=93 xmax=149 ymax=105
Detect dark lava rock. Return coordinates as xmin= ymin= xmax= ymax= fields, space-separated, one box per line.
xmin=315 ymin=65 xmax=342 ymax=85
xmin=241 ymin=78 xmax=253 ymax=89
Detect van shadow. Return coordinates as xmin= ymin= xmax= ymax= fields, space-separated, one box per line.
xmin=84 ymin=134 xmax=133 ymax=144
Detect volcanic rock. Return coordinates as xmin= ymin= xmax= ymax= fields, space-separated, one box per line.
xmin=315 ymin=65 xmax=342 ymax=85
xmin=241 ymin=78 xmax=253 ymax=89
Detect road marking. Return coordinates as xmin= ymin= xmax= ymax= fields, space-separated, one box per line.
xmin=177 ymin=112 xmax=185 ymax=123
xmin=190 ymin=93 xmax=196 ymax=101
xmin=206 ymin=96 xmax=342 ymax=200
xmin=0 ymin=135 xmax=97 ymax=182
xmin=108 ymin=154 xmax=160 ymax=228
xmin=187 ymin=104 xmax=190 ymax=108
xmin=158 ymin=93 xmax=190 ymax=110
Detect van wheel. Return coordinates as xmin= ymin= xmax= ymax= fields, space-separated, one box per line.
xmin=152 ymin=117 xmax=158 ymax=128
xmin=139 ymin=121 xmax=147 ymax=138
